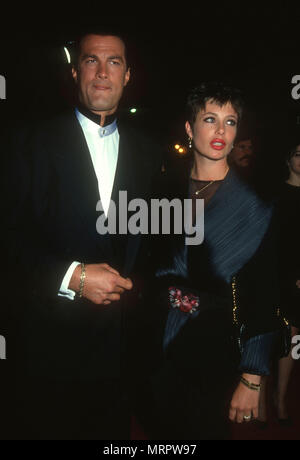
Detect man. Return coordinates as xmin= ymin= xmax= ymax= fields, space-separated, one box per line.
xmin=228 ymin=135 xmax=257 ymax=182
xmin=230 ymin=137 xmax=254 ymax=168
xmin=6 ymin=30 xmax=161 ymax=439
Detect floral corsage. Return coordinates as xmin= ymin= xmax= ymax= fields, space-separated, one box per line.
xmin=168 ymin=287 xmax=200 ymax=314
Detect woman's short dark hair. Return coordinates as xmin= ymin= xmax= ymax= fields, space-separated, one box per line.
xmin=186 ymin=81 xmax=244 ymax=125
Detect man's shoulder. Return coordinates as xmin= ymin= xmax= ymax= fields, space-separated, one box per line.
xmin=32 ymin=108 xmax=78 ymax=137
xmin=118 ymin=113 xmax=160 ymax=142
xmin=117 ymin=116 xmax=164 ymax=168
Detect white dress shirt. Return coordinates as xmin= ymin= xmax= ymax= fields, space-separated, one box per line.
xmin=58 ymin=109 xmax=119 ymax=300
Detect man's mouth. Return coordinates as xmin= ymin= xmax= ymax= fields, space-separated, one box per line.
xmin=93 ymin=84 xmax=111 ymax=91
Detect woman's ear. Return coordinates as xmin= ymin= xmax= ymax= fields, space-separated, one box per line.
xmin=185 ymin=121 xmax=192 ymax=138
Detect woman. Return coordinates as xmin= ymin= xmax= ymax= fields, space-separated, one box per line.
xmin=279 ymin=143 xmax=300 ymax=332
xmin=258 ymin=143 xmax=300 ymax=426
xmin=139 ymin=82 xmax=287 ymax=440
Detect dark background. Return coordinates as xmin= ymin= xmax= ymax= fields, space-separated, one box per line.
xmin=0 ymin=3 xmax=300 ymax=183
xmin=0 ymin=2 xmax=300 ymax=441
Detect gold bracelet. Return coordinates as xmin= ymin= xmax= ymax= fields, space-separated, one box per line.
xmin=240 ymin=376 xmax=261 ymax=392
xmin=78 ymin=263 xmax=86 ymax=298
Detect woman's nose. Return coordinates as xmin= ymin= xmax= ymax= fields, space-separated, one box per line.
xmin=216 ymin=122 xmax=225 ymax=135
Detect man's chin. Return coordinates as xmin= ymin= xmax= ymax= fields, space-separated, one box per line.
xmin=237 ymin=159 xmax=251 ymax=168
xmin=86 ymin=96 xmax=115 ymax=114
xmin=89 ymin=102 xmax=111 ymax=112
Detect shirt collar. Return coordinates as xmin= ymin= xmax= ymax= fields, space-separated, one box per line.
xmin=77 ymin=103 xmax=118 ymax=126
xmin=75 ymin=107 xmax=118 ymax=138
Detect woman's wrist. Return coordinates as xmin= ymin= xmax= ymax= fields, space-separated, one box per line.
xmin=241 ymin=373 xmax=261 ymax=385
xmin=240 ymin=373 xmax=261 ymax=392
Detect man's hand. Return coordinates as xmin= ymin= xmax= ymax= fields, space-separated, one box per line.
xmin=69 ymin=263 xmax=133 ymax=305
xmin=229 ymin=373 xmax=261 ymax=423
xmin=296 ymin=280 xmax=300 ymax=289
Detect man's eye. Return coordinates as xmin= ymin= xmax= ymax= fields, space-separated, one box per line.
xmin=110 ymin=60 xmax=120 ymax=65
xmin=86 ymin=59 xmax=96 ymax=64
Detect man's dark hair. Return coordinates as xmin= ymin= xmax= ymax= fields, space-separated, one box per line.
xmin=186 ymin=81 xmax=244 ymax=125
xmin=68 ymin=27 xmax=131 ymax=70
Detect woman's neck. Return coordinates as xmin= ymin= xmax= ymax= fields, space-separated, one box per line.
xmin=286 ymin=172 xmax=300 ymax=187
xmin=191 ymin=156 xmax=229 ymax=181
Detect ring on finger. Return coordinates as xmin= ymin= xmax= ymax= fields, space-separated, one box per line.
xmin=243 ymin=414 xmax=252 ymax=421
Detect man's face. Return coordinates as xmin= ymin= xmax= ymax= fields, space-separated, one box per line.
xmin=230 ymin=139 xmax=254 ymax=167
xmin=72 ymin=34 xmax=130 ymax=116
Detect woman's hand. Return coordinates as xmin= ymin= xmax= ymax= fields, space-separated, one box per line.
xmin=229 ymin=373 xmax=261 ymax=423
xmin=296 ymin=280 xmax=300 ymax=289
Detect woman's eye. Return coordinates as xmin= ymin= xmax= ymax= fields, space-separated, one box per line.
xmin=226 ymin=119 xmax=237 ymax=126
xmin=204 ymin=117 xmax=215 ymax=123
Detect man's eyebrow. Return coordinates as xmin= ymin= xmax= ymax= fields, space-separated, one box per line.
xmin=107 ymin=55 xmax=124 ymax=62
xmin=80 ymin=53 xmax=98 ymax=61
xmin=80 ymin=54 xmax=125 ymax=62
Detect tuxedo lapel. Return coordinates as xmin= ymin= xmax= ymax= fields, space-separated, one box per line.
xmin=56 ymin=111 xmax=113 ymax=260
xmin=55 ymin=113 xmax=148 ymax=274
xmin=110 ymin=121 xmax=145 ymax=276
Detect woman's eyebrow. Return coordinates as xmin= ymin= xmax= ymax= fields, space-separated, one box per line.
xmin=202 ymin=111 xmax=238 ymax=118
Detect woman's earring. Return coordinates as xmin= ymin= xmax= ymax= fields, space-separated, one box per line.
xmin=188 ymin=137 xmax=193 ymax=149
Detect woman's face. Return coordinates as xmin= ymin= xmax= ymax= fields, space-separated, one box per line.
xmin=185 ymin=100 xmax=238 ymax=161
xmin=288 ymin=145 xmax=300 ymax=175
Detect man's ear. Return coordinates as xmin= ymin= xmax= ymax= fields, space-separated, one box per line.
xmin=72 ymin=66 xmax=78 ymax=83
xmin=124 ymin=67 xmax=130 ymax=87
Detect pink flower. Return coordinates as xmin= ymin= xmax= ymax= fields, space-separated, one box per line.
xmin=168 ymin=287 xmax=200 ymax=314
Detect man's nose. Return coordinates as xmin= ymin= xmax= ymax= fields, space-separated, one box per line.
xmin=96 ymin=62 xmax=108 ymax=79
xmin=243 ymin=147 xmax=253 ymax=155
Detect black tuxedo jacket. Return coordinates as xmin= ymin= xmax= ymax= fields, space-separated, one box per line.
xmin=6 ymin=109 xmax=161 ymax=382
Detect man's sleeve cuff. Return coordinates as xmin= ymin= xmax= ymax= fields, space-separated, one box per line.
xmin=58 ymin=261 xmax=81 ymax=301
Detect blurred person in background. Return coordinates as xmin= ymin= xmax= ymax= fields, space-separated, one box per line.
xmin=258 ymin=141 xmax=300 ymax=427
xmin=228 ymin=131 xmax=257 ymax=183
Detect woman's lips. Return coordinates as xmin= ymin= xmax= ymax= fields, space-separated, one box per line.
xmin=210 ymin=138 xmax=226 ymax=150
